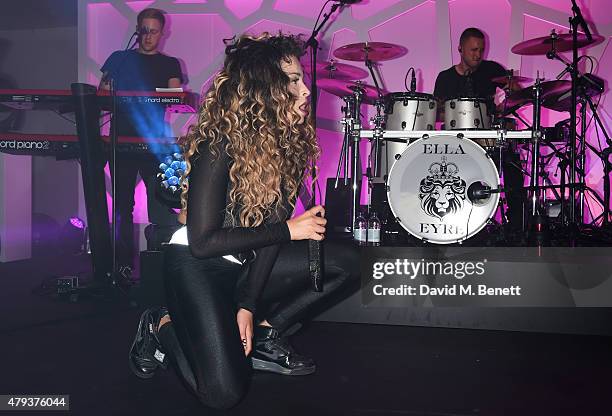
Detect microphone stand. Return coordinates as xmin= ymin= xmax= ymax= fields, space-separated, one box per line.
xmin=303 ymin=1 xmax=346 ymax=290
xmin=102 ymin=34 xmax=141 ymax=291
xmin=546 ymin=2 xmax=604 ymax=232
xmin=304 ymin=1 xmax=343 ymax=206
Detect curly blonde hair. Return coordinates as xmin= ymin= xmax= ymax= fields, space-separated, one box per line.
xmin=180 ymin=33 xmax=319 ymax=227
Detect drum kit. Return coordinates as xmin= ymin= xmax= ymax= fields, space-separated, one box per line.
xmin=309 ymin=31 xmax=606 ymax=245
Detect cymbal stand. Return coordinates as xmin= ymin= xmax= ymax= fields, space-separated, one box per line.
xmin=363 ymin=45 xmax=385 ymax=101
xmin=349 ymin=89 xmax=364 ymax=230
xmin=580 ymin=91 xmax=612 ymax=227
xmin=335 ymin=96 xmax=356 ymax=187
xmin=500 ymin=70 xmax=532 ymax=128
xmin=529 ymin=77 xmax=544 ymax=218
xmin=569 ymin=0 xmax=593 ymax=225
xmin=578 ymin=97 xmax=587 ymax=222
xmin=544 ymin=1 xmax=594 ymax=227
xmin=369 ymin=99 xmax=385 ymax=184
xmin=361 ymin=44 xmax=386 ymax=206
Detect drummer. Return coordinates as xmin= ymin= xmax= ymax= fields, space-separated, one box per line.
xmin=433 ymin=27 xmax=507 ymax=107
xmin=433 ymin=27 xmax=525 ymax=237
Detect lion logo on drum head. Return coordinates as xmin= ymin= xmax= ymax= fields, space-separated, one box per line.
xmin=419 ymin=157 xmax=466 ymax=220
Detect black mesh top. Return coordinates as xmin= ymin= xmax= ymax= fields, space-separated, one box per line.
xmin=186 ymin=139 xmax=292 ymax=313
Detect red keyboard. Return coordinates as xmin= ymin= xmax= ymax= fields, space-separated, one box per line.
xmin=0 ymin=89 xmax=72 ymax=111
xmin=0 ymin=132 xmax=180 ymax=157
xmin=0 ymin=89 xmax=198 ymax=113
xmin=96 ymin=90 xmax=197 ymax=113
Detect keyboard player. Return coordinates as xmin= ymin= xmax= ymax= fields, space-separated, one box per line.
xmin=99 ymin=7 xmax=184 ymax=271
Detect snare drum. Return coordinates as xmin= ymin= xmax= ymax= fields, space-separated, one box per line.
xmin=444 ymin=97 xmax=491 ymax=130
xmin=372 ymin=92 xmax=437 ymax=183
xmin=387 ymin=134 xmax=500 ymax=244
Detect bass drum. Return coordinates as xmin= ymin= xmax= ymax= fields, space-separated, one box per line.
xmin=387 ymin=134 xmax=500 ymax=244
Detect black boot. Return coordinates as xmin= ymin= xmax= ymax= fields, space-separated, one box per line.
xmin=129 ymin=307 xmax=169 ymax=379
xmin=251 ymin=326 xmax=315 ymax=376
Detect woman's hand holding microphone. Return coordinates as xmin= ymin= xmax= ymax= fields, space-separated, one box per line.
xmin=286 ymin=205 xmax=326 ymax=241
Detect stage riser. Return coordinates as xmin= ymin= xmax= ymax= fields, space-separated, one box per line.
xmin=315 ymin=293 xmax=612 ymax=336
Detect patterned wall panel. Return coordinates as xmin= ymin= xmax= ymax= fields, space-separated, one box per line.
xmin=449 ymin=0 xmax=512 ymax=67
xmin=225 ymin=0 xmax=263 ymax=20
xmin=79 ymin=0 xmax=611 ymax=224
xmin=368 ymin=1 xmax=437 ymax=93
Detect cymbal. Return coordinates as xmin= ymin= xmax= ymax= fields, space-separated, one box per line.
xmin=317 ymin=78 xmax=384 ymax=105
xmin=333 ymin=42 xmax=407 ymax=62
xmin=491 ymin=74 xmax=533 ymax=85
xmin=500 ymin=80 xmax=571 ymax=114
xmin=303 ymin=60 xmax=368 ymax=80
xmin=511 ymin=33 xmax=604 ymax=55
xmin=543 ymin=75 xmax=604 ymax=112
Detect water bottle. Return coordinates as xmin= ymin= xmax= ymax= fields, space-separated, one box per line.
xmin=353 ymin=210 xmax=367 ymax=246
xmin=367 ymin=210 xmax=381 ymax=246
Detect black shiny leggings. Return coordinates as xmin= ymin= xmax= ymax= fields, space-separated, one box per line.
xmin=158 ymin=239 xmax=359 ymax=409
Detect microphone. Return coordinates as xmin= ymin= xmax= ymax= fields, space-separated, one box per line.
xmin=135 ymin=26 xmax=151 ymax=43
xmin=556 ymin=64 xmax=572 ymax=80
xmin=464 ymin=68 xmax=475 ymax=97
xmin=410 ymin=69 xmax=417 ymax=93
xmin=333 ymin=0 xmax=361 ymax=4
xmin=467 ymin=182 xmax=502 ymax=202
xmin=308 ymin=211 xmax=324 ymax=292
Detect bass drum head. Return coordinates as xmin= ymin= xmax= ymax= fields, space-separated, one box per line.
xmin=387 ymin=135 xmax=500 ymax=244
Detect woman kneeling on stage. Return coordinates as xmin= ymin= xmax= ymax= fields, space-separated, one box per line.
xmin=128 ymin=33 xmax=359 ymax=409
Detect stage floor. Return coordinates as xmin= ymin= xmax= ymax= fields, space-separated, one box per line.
xmin=1 ymin=253 xmax=611 ymax=415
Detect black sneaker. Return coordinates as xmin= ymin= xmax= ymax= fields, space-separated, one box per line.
xmin=129 ymin=307 xmax=169 ymax=379
xmin=251 ymin=326 xmax=315 ymax=376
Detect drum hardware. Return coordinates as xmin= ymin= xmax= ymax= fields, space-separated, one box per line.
xmin=542 ymin=120 xmax=570 ymax=143
xmin=331 ymin=88 xmax=364 ymax=232
xmin=511 ymin=2 xmax=608 ymax=229
xmin=331 ymin=41 xmax=406 ymax=202
xmin=544 ymin=36 xmax=605 ymax=225
xmin=368 ymin=99 xmax=386 ymax=186
xmin=360 ymin=129 xmax=533 ymax=141
xmin=335 ymin=95 xmax=357 ymax=188
xmin=528 ymin=77 xmax=545 ymax=219
xmin=321 ymin=40 xmax=405 ymax=232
